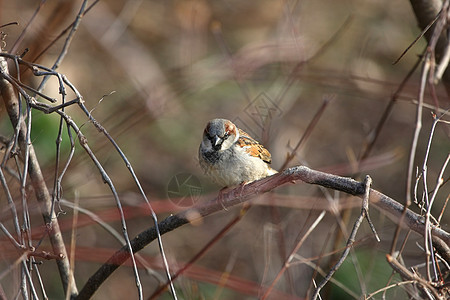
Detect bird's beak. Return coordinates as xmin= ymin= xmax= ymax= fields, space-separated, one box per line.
xmin=212 ymin=135 xmax=222 ymax=150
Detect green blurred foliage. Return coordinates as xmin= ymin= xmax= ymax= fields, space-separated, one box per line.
xmin=331 ymin=250 xmax=404 ymax=299
xmin=30 ymin=109 xmax=73 ymax=165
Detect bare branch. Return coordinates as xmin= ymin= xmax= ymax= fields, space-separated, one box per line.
xmin=0 ymin=54 xmax=77 ymax=297
xmin=76 ymin=166 xmax=450 ymax=299
xmin=386 ymin=254 xmax=443 ymax=299
xmin=312 ymin=176 xmax=375 ymax=299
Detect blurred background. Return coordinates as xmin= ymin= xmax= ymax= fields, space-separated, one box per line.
xmin=0 ymin=0 xmax=449 ymax=299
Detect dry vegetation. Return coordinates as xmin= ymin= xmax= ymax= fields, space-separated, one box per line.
xmin=0 ymin=0 xmax=449 ymax=299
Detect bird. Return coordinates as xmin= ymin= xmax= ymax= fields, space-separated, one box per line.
xmin=199 ymin=118 xmax=277 ymax=188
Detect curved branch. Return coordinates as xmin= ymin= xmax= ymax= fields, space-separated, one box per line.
xmin=76 ymin=166 xmax=450 ymax=299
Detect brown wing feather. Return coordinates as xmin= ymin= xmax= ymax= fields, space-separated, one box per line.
xmin=237 ymin=128 xmax=272 ymax=164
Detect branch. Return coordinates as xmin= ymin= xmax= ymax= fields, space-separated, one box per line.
xmin=312 ymin=176 xmax=377 ymax=299
xmin=386 ymin=254 xmax=443 ymax=299
xmin=0 ymin=55 xmax=77 ymax=296
xmin=76 ymin=166 xmax=450 ymax=299
xmin=0 ymin=52 xmax=175 ymax=299
xmin=409 ymin=0 xmax=450 ymax=92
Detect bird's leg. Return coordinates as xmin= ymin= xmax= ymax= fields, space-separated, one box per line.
xmin=217 ymin=182 xmax=248 ymax=210
xmin=237 ymin=181 xmax=247 ymax=199
xmin=217 ymin=187 xmax=229 ymax=211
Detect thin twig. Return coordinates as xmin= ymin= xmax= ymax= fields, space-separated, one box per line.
xmin=280 ymin=95 xmax=333 ymax=170
xmin=66 ymin=192 xmax=79 ymax=300
xmin=261 ymin=210 xmax=326 ymax=299
xmin=0 ymin=51 xmax=176 ymax=299
xmin=0 ymin=222 xmax=24 ymax=250
xmin=366 ymin=280 xmax=416 ymax=299
xmin=359 ymin=56 xmax=422 ymax=161
xmin=422 ymin=114 xmax=444 ymax=282
xmin=297 ymin=253 xmax=360 ymax=299
xmin=311 ymin=176 xmax=375 ymax=299
xmin=390 ymin=46 xmax=431 ymax=259
xmin=386 ymin=254 xmax=442 ymax=299
xmin=0 ymin=168 xmax=21 ymax=238
xmin=37 ymin=0 xmax=89 ymax=93
xmin=73 ymin=103 xmax=177 ymax=299
xmin=7 ymin=74 xmax=57 ymax=102
xmin=9 ymin=0 xmax=47 ymax=55
xmin=0 ymin=54 xmax=78 ymax=297
xmin=31 ymin=0 xmax=100 ymax=64
xmin=43 ymin=105 xmax=143 ymax=299
xmin=59 ymin=199 xmax=164 ymax=282
xmin=76 ymin=96 xmax=178 ymax=299
xmin=149 ymin=205 xmax=251 ymax=299
xmin=392 ymin=11 xmax=441 ymax=65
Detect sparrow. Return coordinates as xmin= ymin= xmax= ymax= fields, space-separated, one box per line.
xmin=199 ymin=118 xmax=277 ymax=187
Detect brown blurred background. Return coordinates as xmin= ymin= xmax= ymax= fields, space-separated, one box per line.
xmin=0 ymin=0 xmax=449 ymax=299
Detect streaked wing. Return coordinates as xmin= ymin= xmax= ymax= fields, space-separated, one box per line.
xmin=237 ymin=128 xmax=272 ymax=164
